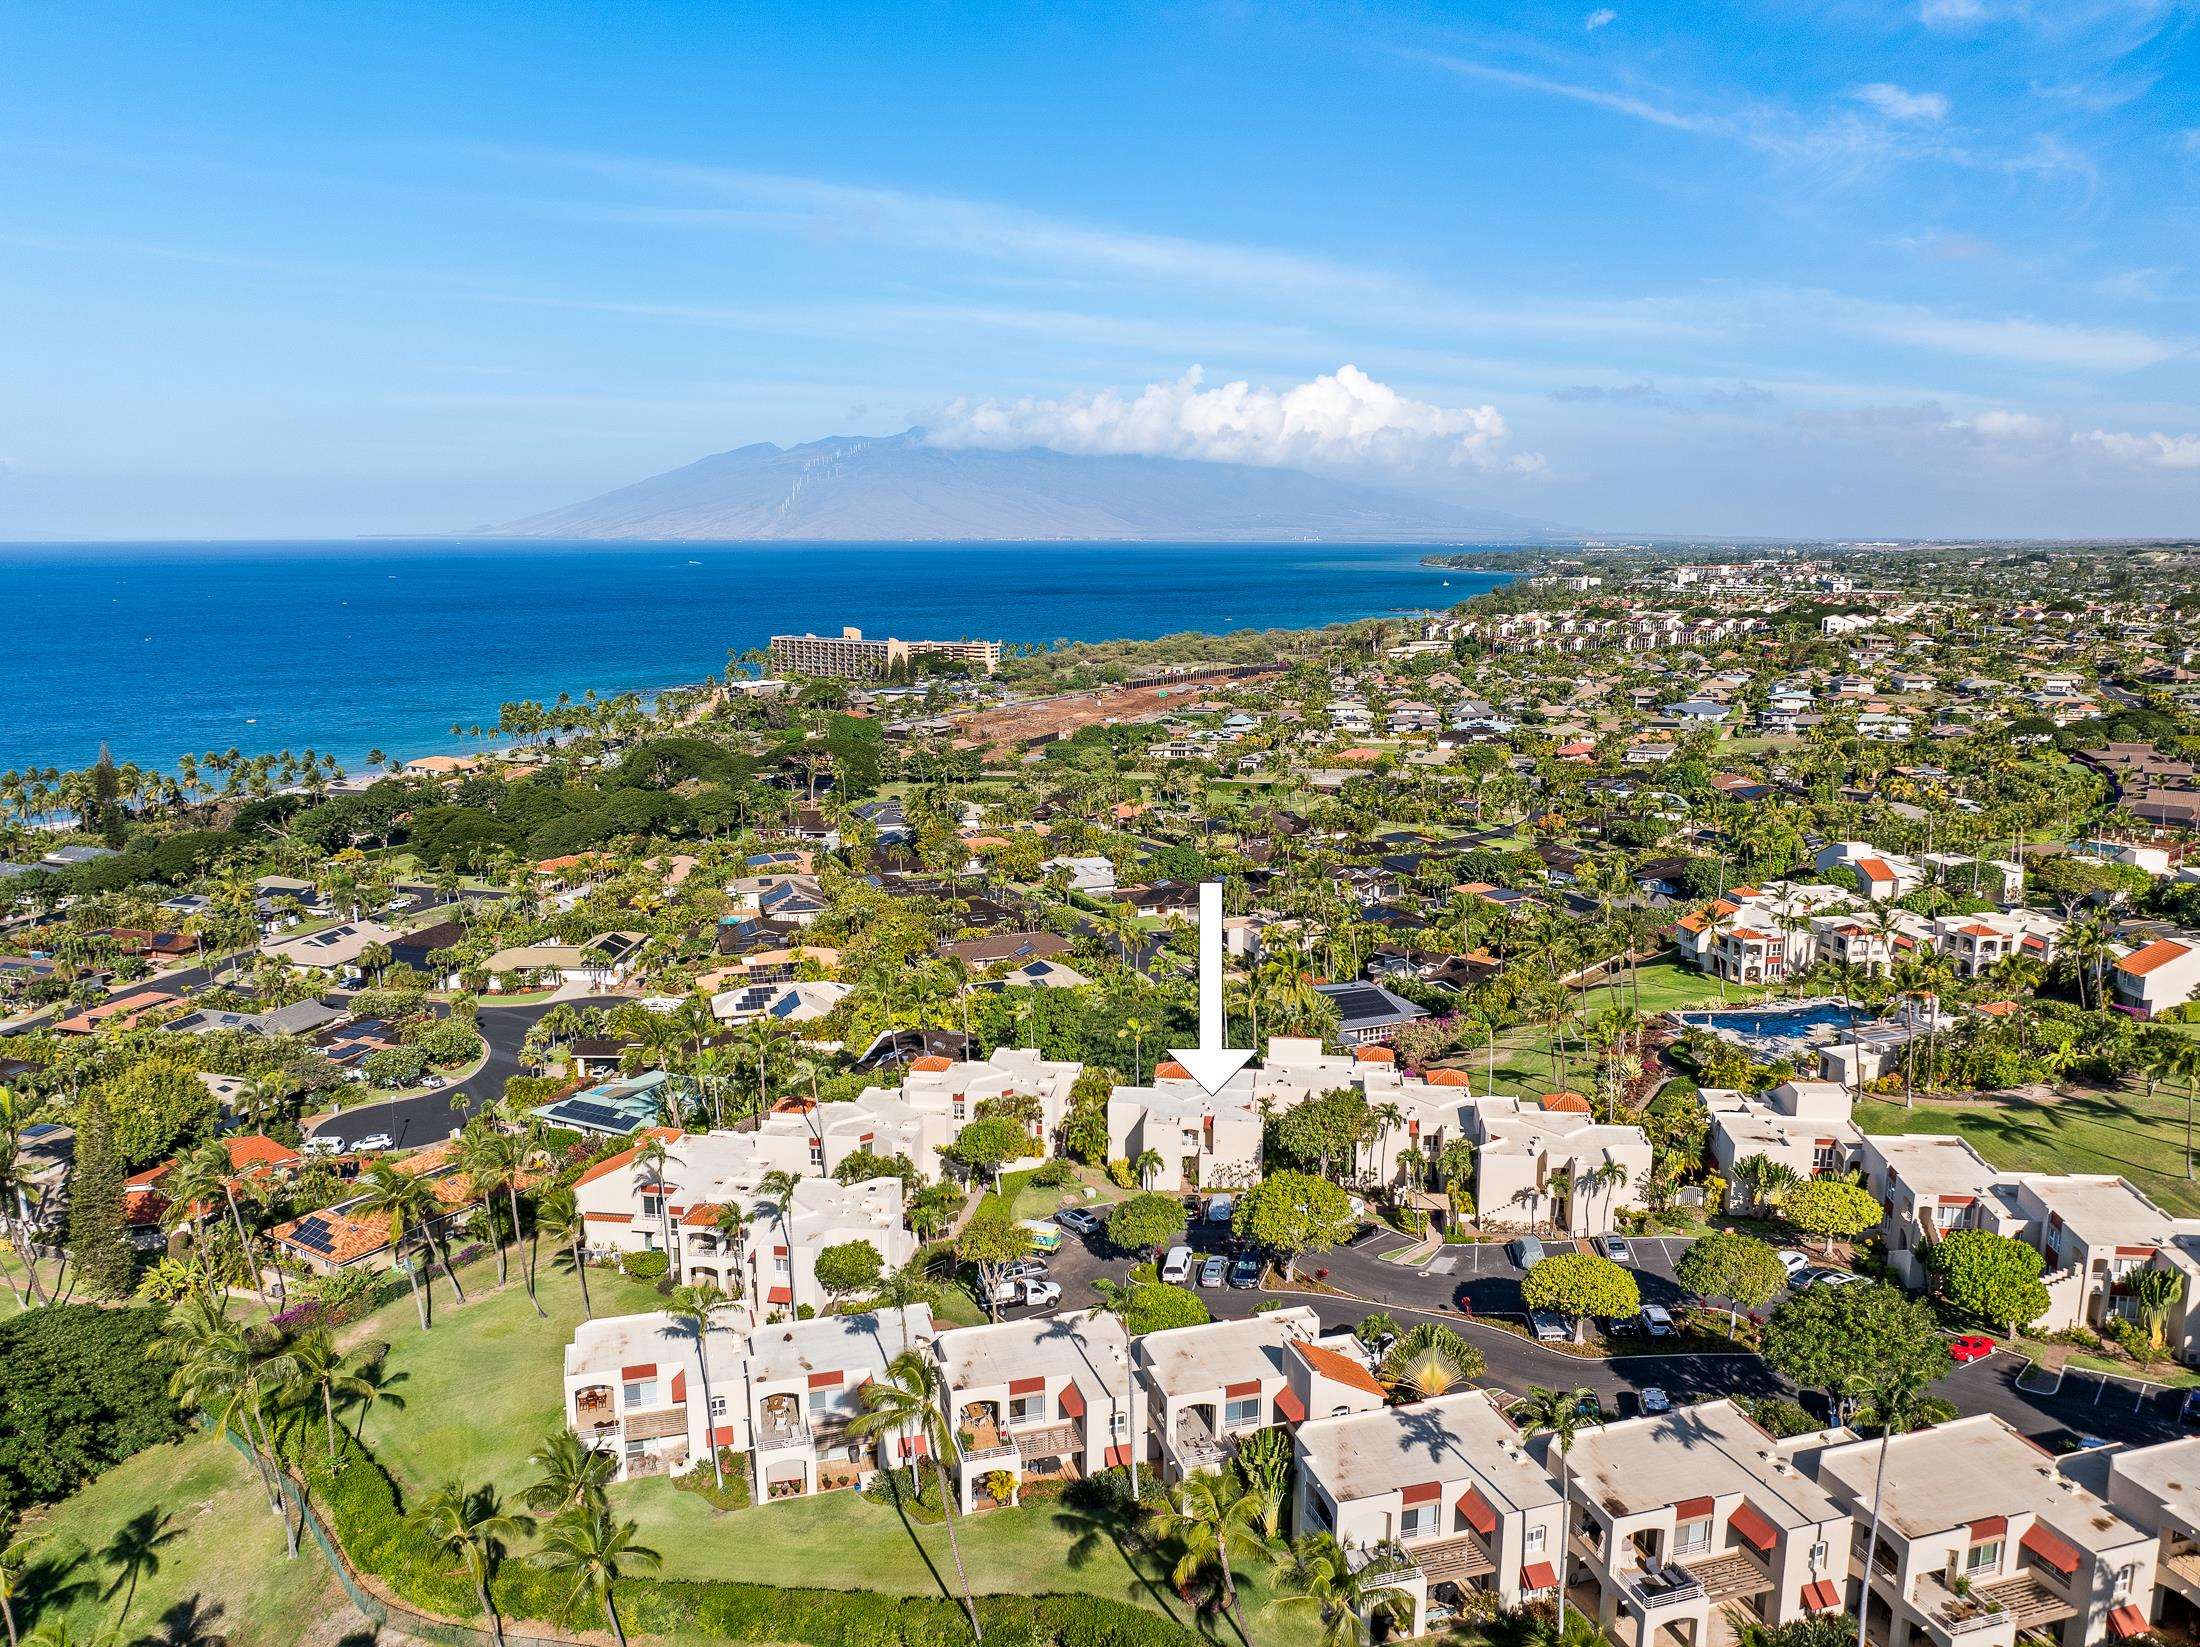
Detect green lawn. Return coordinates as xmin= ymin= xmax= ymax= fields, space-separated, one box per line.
xmin=1857 ymin=1083 xmax=2200 ymax=1217
xmin=1472 ymin=961 xmax=1770 ymax=1101
xmin=337 ymin=1253 xmax=669 ymax=1502
xmin=625 ymin=1479 xmax=1314 ymax=1647
xmin=10 ymin=1429 xmax=352 ymax=1647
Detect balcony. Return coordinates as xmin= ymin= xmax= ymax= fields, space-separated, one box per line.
xmin=1680 ymin=1549 xmax=1774 ymax=1600
xmin=1629 ymin=1565 xmax=1709 ymax=1612
xmin=1012 ymin=1421 xmax=1083 ymax=1463
xmin=1976 ymin=1572 xmax=2075 ymax=1630
xmin=1913 ymin=1570 xmax=2010 ymax=1639
xmin=757 ymin=1417 xmax=814 ymax=1451
xmin=623 ymin=1406 xmax=688 ymax=1441
xmin=1405 ymin=1536 xmax=1496 ymax=1585
xmin=962 ymin=1441 xmax=1019 ymax=1467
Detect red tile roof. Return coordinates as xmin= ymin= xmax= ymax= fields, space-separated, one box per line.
xmin=2118 ymin=938 xmax=2193 ymax=978
xmin=1289 ymin=1338 xmax=1385 ymax=1399
xmin=571 ymin=1127 xmax=684 ymax=1190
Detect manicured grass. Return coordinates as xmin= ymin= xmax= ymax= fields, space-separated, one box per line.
xmin=624 ymin=1479 xmax=1316 ymax=1647
xmin=1473 ymin=961 xmax=1770 ymax=1101
xmin=1857 ymin=1083 xmax=2200 ymax=1217
xmin=11 ymin=1429 xmax=351 ymax=1647
xmin=337 ymin=1253 xmax=670 ymax=1503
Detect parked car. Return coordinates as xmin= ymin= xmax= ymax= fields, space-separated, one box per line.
xmin=1949 ymin=1334 xmax=1996 ymax=1365
xmin=1018 ymin=1219 xmax=1064 ymax=1255
xmin=1001 ymin=1258 xmax=1051 ymax=1283
xmin=1638 ymin=1387 xmax=1672 ymax=1414
xmin=1205 ymin=1195 xmax=1236 ymax=1225
xmin=2181 ymin=1389 xmax=2200 ymax=1433
xmin=1602 ymin=1235 xmax=1634 ymax=1263
xmin=301 ymin=1135 xmax=343 ymax=1157
xmin=1795 ymin=1266 xmax=1862 ymax=1291
xmin=1200 ymin=1254 xmax=1228 ymax=1287
xmin=1637 ymin=1304 xmax=1676 ymax=1338
xmin=353 ymin=1133 xmax=394 ymax=1152
xmin=1160 ymin=1245 xmax=1195 ymax=1285
xmin=1054 ymin=1205 xmax=1102 ymax=1235
xmin=1510 ymin=1237 xmax=1548 ymax=1268
xmin=1530 ymin=1311 xmax=1568 ymax=1343
xmin=1776 ymin=1248 xmax=1811 ymax=1278
xmin=1228 ymin=1253 xmax=1262 ymax=1289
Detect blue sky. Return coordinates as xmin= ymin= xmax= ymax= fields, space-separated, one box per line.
xmin=2 ymin=0 xmax=2195 ymax=538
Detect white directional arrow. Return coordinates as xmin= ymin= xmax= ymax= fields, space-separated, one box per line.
xmin=1167 ymin=880 xmax=1254 ymax=1096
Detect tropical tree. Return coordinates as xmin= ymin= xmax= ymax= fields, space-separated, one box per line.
xmin=847 ymin=1349 xmax=982 ymax=1640
xmin=407 ymin=1480 xmax=527 ymax=1647
xmin=160 ymin=1140 xmax=272 ymax=1314
xmin=1511 ymin=1385 xmax=1598 ymax=1636
xmin=1146 ymin=1469 xmax=1266 ymax=1632
xmin=537 ymin=1503 xmax=659 ymax=1647
xmin=1377 ymin=1322 xmax=1485 ymax=1401
xmin=633 ymin=1135 xmax=682 ymax=1278
xmin=665 ymin=1283 xmax=734 ymax=1491
xmin=1850 ymin=1375 xmax=1935 ymax=1647
xmin=352 ymin=1160 xmax=464 ymax=1329
xmin=1269 ymin=1532 xmax=1413 ymax=1647
xmin=525 ymin=1429 xmax=615 ymax=1516
xmin=536 ymin=1186 xmax=592 ymax=1319
xmin=280 ymin=1329 xmax=374 ymax=1466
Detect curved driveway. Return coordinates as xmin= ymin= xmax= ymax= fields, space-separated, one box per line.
xmin=305 ymin=996 xmax=634 ymax=1152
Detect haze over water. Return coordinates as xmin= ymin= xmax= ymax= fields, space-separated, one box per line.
xmin=4 ymin=541 xmax=1511 ymax=774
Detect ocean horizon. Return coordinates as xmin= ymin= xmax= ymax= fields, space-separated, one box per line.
xmin=2 ymin=540 xmax=1515 ymax=774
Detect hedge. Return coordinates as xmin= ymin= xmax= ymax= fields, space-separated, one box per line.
xmin=285 ymin=1424 xmax=1204 ymax=1647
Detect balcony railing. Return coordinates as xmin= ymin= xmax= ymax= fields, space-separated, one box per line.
xmin=757 ymin=1420 xmax=813 ymax=1451
xmin=962 ymin=1442 xmax=1018 ymax=1467
xmin=1629 ymin=1566 xmax=1709 ymax=1611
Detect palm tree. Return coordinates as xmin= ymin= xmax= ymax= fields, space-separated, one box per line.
xmin=148 ymin=1300 xmax=301 ymax=1558
xmin=408 ymin=1480 xmax=527 ymax=1647
xmin=346 ymin=1351 xmax=407 ymax=1447
xmin=633 ymin=1135 xmax=682 ymax=1279
xmin=755 ymin=1168 xmax=801 ymax=1299
xmin=457 ymin=1125 xmax=519 ymax=1289
xmin=0 ymin=1526 xmax=37 ymax=1647
xmin=666 ymin=1283 xmax=733 ymax=1491
xmin=537 ymin=1503 xmax=659 ymax=1647
xmin=525 ymin=1429 xmax=614 ymax=1516
xmin=1377 ymin=1323 xmax=1484 ymax=1400
xmin=161 ymin=1140 xmax=272 ymax=1315
xmin=1088 ymin=1279 xmax=1146 ymax=1498
xmin=1511 ymin=1385 xmax=1596 ymax=1636
xmin=280 ymin=1329 xmax=373 ymax=1466
xmin=536 ymin=1186 xmax=592 ymax=1318
xmin=1269 ymin=1532 xmax=1412 ymax=1647
xmin=847 ymin=1349 xmax=981 ymax=1640
xmin=352 ymin=1161 xmax=462 ymax=1329
xmin=1851 ymin=1374 xmax=1934 ymax=1647
xmin=1146 ymin=1469 xmax=1266 ymax=1633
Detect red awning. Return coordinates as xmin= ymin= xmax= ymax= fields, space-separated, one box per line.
xmin=2108 ymin=1605 xmax=2150 ymax=1640
xmin=1058 ymin=1382 xmax=1087 ymax=1418
xmin=1970 ymin=1515 xmax=2009 ymax=1540
xmin=1274 ymin=1386 xmax=1307 ymax=1425
xmin=1801 ymin=1580 xmax=1842 ymax=1613
xmin=1105 ymin=1443 xmax=1132 ymax=1468
xmin=1457 ymin=1485 xmax=1498 ymax=1538
xmin=712 ymin=1423 xmax=735 ymax=1447
xmin=766 ymin=1285 xmax=792 ymax=1304
xmin=1728 ymin=1501 xmax=1779 ymax=1554
xmin=1521 ymin=1562 xmax=1558 ymax=1593
xmin=1674 ymin=1495 xmax=1716 ymax=1519
xmin=1402 ymin=1481 xmax=1442 ymax=1506
xmin=2020 ymin=1522 xmax=2080 ymax=1576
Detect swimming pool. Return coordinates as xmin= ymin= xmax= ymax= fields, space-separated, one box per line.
xmin=1674 ymin=1003 xmax=1854 ymax=1042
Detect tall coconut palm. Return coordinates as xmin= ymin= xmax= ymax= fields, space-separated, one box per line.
xmin=536 ymin=1186 xmax=593 ymax=1319
xmin=755 ymin=1168 xmax=801 ymax=1298
xmin=665 ymin=1283 xmax=733 ymax=1491
xmin=847 ymin=1349 xmax=981 ymax=1640
xmin=408 ymin=1480 xmax=527 ymax=1647
xmin=1511 ymin=1385 xmax=1596 ymax=1635
xmin=457 ymin=1125 xmax=519 ymax=1290
xmin=1852 ymin=1375 xmax=1934 ymax=1647
xmin=279 ymin=1329 xmax=373 ymax=1467
xmin=632 ymin=1135 xmax=681 ymax=1278
xmin=537 ymin=1503 xmax=659 ymax=1647
xmin=353 ymin=1160 xmax=465 ymax=1329
xmin=162 ymin=1140 xmax=272 ymax=1315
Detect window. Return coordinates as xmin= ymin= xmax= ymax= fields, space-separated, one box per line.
xmin=1400 ymin=1504 xmax=1437 ymax=1540
xmin=1675 ymin=1519 xmax=1712 ymax=1556
xmin=1009 ymin=1395 xmax=1044 ymax=1426
xmin=1225 ymin=1397 xmax=1262 ymax=1429
xmin=709 ymin=1395 xmax=728 ymax=1418
xmin=1109 ymin=1410 xmax=1129 ymax=1437
xmin=1525 ymin=1525 xmax=1547 ymax=1555
xmin=1965 ymin=1541 xmax=2000 ymax=1576
xmin=2116 ymin=1565 xmax=2135 ymax=1602
xmin=622 ymin=1378 xmax=658 ymax=1408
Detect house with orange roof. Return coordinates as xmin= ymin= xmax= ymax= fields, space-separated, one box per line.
xmin=268 ymin=1149 xmax=485 ymax=1276
xmin=55 ymin=989 xmax=180 ymax=1036
xmin=2111 ymin=935 xmax=2200 ymax=1020
xmin=1814 ymin=840 xmax=1924 ymax=902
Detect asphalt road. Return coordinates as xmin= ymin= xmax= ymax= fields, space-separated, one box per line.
xmin=1000 ymin=1216 xmax=2191 ymax=1452
xmin=305 ymin=995 xmax=634 ymax=1153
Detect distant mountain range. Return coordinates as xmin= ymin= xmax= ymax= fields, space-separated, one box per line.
xmin=482 ymin=431 xmax=1569 ymax=542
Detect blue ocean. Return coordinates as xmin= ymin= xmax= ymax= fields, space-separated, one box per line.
xmin=3 ymin=541 xmax=1513 ymax=773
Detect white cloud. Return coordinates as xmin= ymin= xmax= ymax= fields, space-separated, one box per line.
xmin=1917 ymin=0 xmax=1988 ymax=26
xmin=1584 ymin=9 xmax=1618 ymax=30
xmin=2082 ymin=429 xmax=2200 ymax=469
xmin=1849 ymin=83 xmax=1950 ymax=123
xmin=1956 ymin=408 xmax=2058 ymax=441
xmin=925 ymin=365 xmax=1540 ymax=474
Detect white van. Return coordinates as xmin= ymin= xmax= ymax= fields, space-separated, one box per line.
xmin=1160 ymin=1245 xmax=1195 ymax=1285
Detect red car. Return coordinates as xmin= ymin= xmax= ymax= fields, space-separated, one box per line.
xmin=1949 ymin=1334 xmax=1996 ymax=1365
